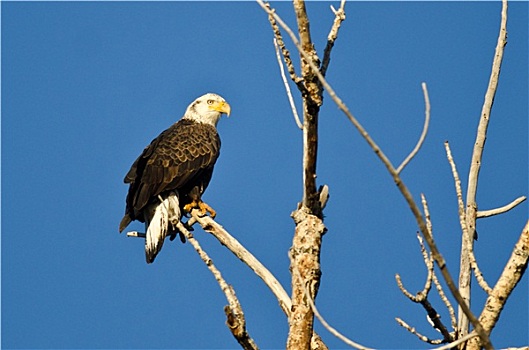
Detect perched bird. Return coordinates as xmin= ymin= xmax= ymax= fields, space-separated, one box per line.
xmin=119 ymin=93 xmax=231 ymax=263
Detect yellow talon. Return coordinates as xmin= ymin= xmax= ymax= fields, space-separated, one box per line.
xmin=200 ymin=201 xmax=216 ymax=218
xmin=183 ymin=201 xmax=196 ymax=214
xmin=184 ymin=200 xmax=216 ymax=218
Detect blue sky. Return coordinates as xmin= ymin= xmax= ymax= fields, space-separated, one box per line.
xmin=2 ymin=1 xmax=527 ymax=349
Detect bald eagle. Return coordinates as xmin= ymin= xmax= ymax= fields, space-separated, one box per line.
xmin=119 ymin=93 xmax=231 ymax=263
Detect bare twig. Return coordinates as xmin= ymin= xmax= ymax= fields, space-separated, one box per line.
xmin=477 ymin=196 xmax=527 ymax=218
xmin=396 ymin=231 xmax=452 ymax=342
xmin=175 ymin=222 xmax=258 ymax=350
xmin=274 ymin=38 xmax=303 ymax=130
xmin=126 ymin=231 xmax=145 ymax=238
xmin=424 ymin=193 xmax=456 ymax=332
xmin=432 ymin=272 xmax=457 ymax=331
xmin=422 ymin=298 xmax=453 ymax=343
xmin=263 ymin=2 xmax=304 ymax=88
xmin=395 ymin=274 xmax=419 ymax=301
xmin=256 ymin=2 xmax=492 ymax=347
xmin=445 ymin=142 xmax=493 ymax=294
xmin=320 ymin=0 xmax=346 ymax=76
xmin=460 ymin=0 xmax=508 ymax=340
xmin=396 ymin=83 xmax=431 ymax=174
xmin=420 ymin=197 xmax=435 ymax=295
xmin=395 ymin=286 xmax=453 ymax=343
xmin=395 ymin=234 xmax=434 ymax=304
xmin=465 ymin=0 xmax=508 ymax=204
xmin=395 ymin=317 xmax=444 ymax=345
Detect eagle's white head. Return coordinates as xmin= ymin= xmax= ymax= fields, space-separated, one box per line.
xmin=183 ymin=93 xmax=231 ymax=127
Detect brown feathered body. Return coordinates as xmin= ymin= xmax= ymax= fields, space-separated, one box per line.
xmin=120 ymin=119 xmax=220 ymax=229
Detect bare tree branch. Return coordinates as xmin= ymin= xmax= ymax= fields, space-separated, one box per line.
xmin=291 ymin=0 xmax=323 ymax=212
xmin=274 ymin=38 xmax=303 ymax=130
xmin=432 ymin=271 xmax=457 ymax=331
xmin=320 ymin=0 xmax=346 ymax=77
xmin=174 ymin=221 xmax=258 ymax=350
xmin=396 ymin=83 xmax=431 ymax=174
xmin=396 ymin=231 xmax=453 ymax=343
xmin=263 ymin=2 xmax=304 ymax=88
xmin=395 ymin=317 xmax=444 ymax=345
xmin=445 ymin=142 xmax=493 ymax=295
xmin=460 ymin=0 xmax=508 ymax=340
xmin=396 ymin=292 xmax=454 ymax=344
xmin=263 ymin=0 xmax=325 ymax=209
xmin=395 ymin=273 xmax=420 ymax=301
xmin=422 ymin=298 xmax=454 ymax=343
xmin=395 ymin=234 xmax=434 ymax=305
xmin=477 ymin=196 xmax=527 ymax=218
xmin=396 ymin=203 xmax=455 ymax=344
xmin=420 ymin=197 xmax=435 ymax=295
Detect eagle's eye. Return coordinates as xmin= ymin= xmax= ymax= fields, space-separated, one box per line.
xmin=207 ymin=99 xmax=214 ymax=105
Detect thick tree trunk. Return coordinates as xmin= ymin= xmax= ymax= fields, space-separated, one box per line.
xmin=287 ymin=208 xmax=325 ymax=350
xmin=286 ymin=1 xmax=325 ymax=349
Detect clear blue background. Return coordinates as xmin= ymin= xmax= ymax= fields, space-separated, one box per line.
xmin=2 ymin=1 xmax=527 ymax=349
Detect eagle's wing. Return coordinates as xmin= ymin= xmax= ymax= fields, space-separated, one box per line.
xmin=122 ymin=119 xmax=220 ymax=226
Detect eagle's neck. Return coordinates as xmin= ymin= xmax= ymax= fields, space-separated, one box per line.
xmin=183 ymin=107 xmax=221 ymax=128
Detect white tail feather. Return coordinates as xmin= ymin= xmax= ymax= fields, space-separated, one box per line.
xmin=144 ymin=192 xmax=181 ymax=263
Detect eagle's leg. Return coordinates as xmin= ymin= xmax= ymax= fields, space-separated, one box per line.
xmin=183 ymin=200 xmax=216 ymax=218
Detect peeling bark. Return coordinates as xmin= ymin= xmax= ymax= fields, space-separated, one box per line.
xmin=287 ymin=208 xmax=326 ymax=350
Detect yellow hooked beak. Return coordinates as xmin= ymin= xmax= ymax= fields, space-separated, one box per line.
xmin=209 ymin=101 xmax=231 ymax=117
